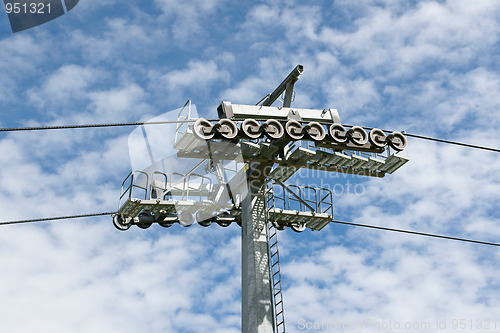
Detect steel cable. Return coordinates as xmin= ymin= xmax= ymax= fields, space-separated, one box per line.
xmin=1 ymin=212 xmax=498 ymax=247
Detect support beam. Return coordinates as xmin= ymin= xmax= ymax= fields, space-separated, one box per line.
xmin=261 ymin=65 xmax=303 ymax=107
xmin=242 ymin=178 xmax=274 ymax=333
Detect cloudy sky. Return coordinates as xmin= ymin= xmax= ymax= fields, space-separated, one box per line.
xmin=1 ymin=0 xmax=500 ymax=332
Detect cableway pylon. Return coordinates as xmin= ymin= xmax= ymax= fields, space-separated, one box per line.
xmin=112 ymin=65 xmax=410 ymax=333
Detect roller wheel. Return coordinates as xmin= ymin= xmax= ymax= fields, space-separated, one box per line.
xmin=262 ymin=119 xmax=284 ymax=140
xmin=329 ymin=124 xmax=348 ymax=143
xmin=217 ymin=221 xmax=232 ymax=227
xmin=285 ymin=120 xmax=304 ymax=140
xmin=387 ymin=132 xmax=407 ymax=151
xmin=216 ymin=119 xmax=238 ymax=140
xmin=158 ymin=221 xmax=173 ymax=228
xmin=113 ymin=214 xmax=131 ymax=231
xmin=136 ymin=212 xmax=153 ymax=229
xmin=348 ymin=126 xmax=368 ymax=145
xmin=291 ymin=222 xmax=306 ymax=233
xmin=369 ymin=128 xmax=387 ymax=148
xmin=136 ymin=222 xmax=152 ymax=229
xmin=216 ymin=211 xmax=233 ymax=227
xmin=305 ymin=122 xmax=326 ymax=141
xmin=178 ymin=211 xmax=194 ymax=227
xmin=241 ymin=119 xmax=262 ymax=139
xmin=274 ymin=222 xmax=287 ymax=230
xmin=196 ymin=210 xmax=213 ymax=227
xmin=193 ymin=118 xmax=215 ymax=140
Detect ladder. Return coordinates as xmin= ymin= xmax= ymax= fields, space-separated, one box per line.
xmin=267 ymin=220 xmax=285 ymax=333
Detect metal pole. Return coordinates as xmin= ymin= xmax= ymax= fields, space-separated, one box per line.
xmin=261 ymin=65 xmax=303 ymax=107
xmin=242 ymin=65 xmax=304 ymax=332
xmin=242 ymin=177 xmax=274 ymax=333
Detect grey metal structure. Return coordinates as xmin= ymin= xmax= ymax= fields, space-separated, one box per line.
xmin=112 ymin=65 xmax=410 ymax=333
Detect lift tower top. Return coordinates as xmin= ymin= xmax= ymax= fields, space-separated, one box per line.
xmin=112 ymin=65 xmax=409 ymax=333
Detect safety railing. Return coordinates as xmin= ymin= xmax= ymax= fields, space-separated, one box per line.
xmin=119 ymin=169 xmax=216 ymax=206
xmin=119 ymin=170 xmax=149 ymax=209
xmin=266 ymin=180 xmax=333 ymax=217
xmin=174 ymin=100 xmax=194 ymax=145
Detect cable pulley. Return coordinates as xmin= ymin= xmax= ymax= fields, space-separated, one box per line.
xmin=178 ymin=211 xmax=194 ymax=227
xmin=369 ymin=128 xmax=387 ymax=148
xmin=329 ymin=124 xmax=349 ymax=143
xmin=387 ymin=132 xmax=408 ymax=151
xmin=193 ymin=118 xmax=215 ymax=140
xmin=291 ymin=222 xmax=306 ymax=233
xmin=191 ymin=118 xmax=409 ymax=154
xmin=217 ymin=221 xmax=232 ymax=227
xmin=241 ymin=119 xmax=262 ymax=139
xmin=347 ymin=126 xmax=369 ymax=145
xmin=273 ymin=221 xmax=287 ymax=230
xmin=113 ymin=214 xmax=131 ymax=231
xmin=285 ymin=120 xmax=304 ymax=140
xmin=262 ymin=119 xmax=284 ymax=140
xmin=304 ymin=121 xmax=326 ymax=141
xmin=158 ymin=220 xmax=174 ymax=228
xmin=215 ymin=119 xmax=239 ymax=140
xmin=196 ymin=210 xmax=213 ymax=227
xmin=136 ymin=212 xmax=153 ymax=229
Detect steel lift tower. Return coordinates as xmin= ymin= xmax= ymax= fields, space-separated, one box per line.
xmin=112 ymin=65 xmax=409 ymax=333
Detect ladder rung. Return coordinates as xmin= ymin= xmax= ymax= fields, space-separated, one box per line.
xmin=267 ymin=216 xmax=285 ymax=333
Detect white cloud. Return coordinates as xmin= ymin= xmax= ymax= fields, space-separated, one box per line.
xmin=0 ymin=34 xmax=48 ymax=103
xmin=70 ymin=18 xmax=168 ymax=63
xmin=161 ymin=60 xmax=228 ymax=91
xmin=154 ymin=0 xmax=222 ymax=41
xmin=88 ymin=83 xmax=152 ymax=122
xmin=317 ymin=1 xmax=500 ymax=77
xmin=28 ymin=65 xmax=100 ymax=109
xmin=151 ymin=60 xmax=230 ymax=106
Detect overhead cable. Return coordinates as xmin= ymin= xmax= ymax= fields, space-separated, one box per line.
xmin=0 ymin=212 xmax=498 ymax=247
xmin=331 ymin=219 xmax=500 ymax=247
xmin=0 ymin=120 xmax=498 ymax=153
xmin=403 ymin=132 xmax=500 ymax=153
xmin=0 ymin=120 xmax=198 ymax=132
xmin=343 ymin=123 xmax=500 ymax=153
xmin=0 ymin=212 xmax=115 ymax=225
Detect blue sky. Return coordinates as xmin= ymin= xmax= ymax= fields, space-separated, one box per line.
xmin=1 ymin=1 xmax=500 ymax=332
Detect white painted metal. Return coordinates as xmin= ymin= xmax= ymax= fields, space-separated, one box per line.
xmin=218 ymin=101 xmax=341 ymax=124
xmin=242 ymin=178 xmax=275 ymax=333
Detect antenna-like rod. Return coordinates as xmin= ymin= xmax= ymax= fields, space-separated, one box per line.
xmin=261 ymin=65 xmax=304 ymax=107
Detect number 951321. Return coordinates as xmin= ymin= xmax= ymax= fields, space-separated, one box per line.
xmin=5 ymin=2 xmax=51 ymax=14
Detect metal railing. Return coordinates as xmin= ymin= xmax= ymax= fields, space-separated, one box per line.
xmin=266 ymin=180 xmax=333 ymax=217
xmin=119 ymin=169 xmax=216 ymax=207
xmin=119 ymin=170 xmax=149 ymax=209
xmin=174 ymin=100 xmax=193 ymax=145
